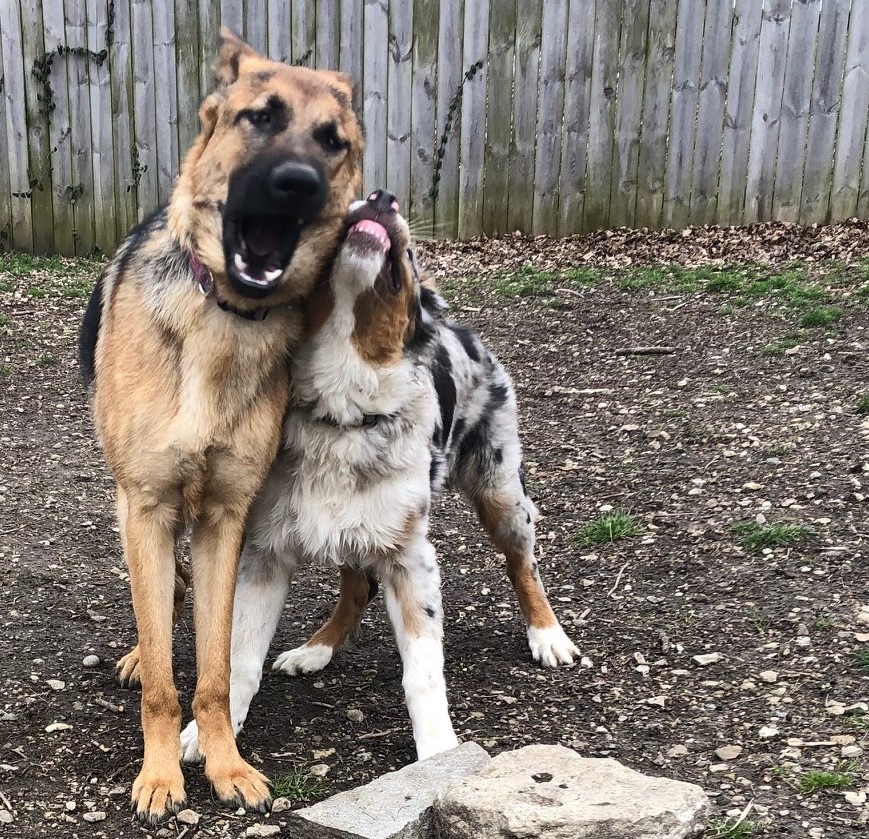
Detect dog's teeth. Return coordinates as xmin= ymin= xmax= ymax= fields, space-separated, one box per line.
xmin=234 ymin=252 xmax=246 ymax=272
xmin=264 ymin=268 xmax=282 ymax=282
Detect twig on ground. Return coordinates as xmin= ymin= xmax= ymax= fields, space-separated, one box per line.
xmin=614 ymin=346 xmax=676 ymax=356
xmin=92 ymin=696 xmax=124 ymax=713
xmin=607 ymin=563 xmax=629 ymax=598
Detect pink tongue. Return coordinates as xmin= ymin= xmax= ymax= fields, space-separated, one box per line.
xmin=244 ymin=219 xmax=281 ymax=257
xmin=349 ymin=219 xmax=391 ymax=252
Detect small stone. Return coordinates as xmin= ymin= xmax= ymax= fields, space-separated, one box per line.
xmin=743 ymin=482 xmax=763 ymax=490
xmin=176 ymin=809 xmax=200 ymax=825
xmin=271 ymin=797 xmax=291 ymax=813
xmin=82 ymin=655 xmax=100 ymax=668
xmin=346 ymin=709 xmax=364 ymax=723
xmin=65 ymin=801 xmax=76 ymax=811
xmin=842 ymin=745 xmax=863 ymax=758
xmin=666 ymin=745 xmax=689 ymax=758
xmin=759 ymin=670 xmax=778 ymax=684
xmin=796 ymin=623 xmax=809 ymax=637
xmin=83 ymin=812 xmax=106 ymax=823
xmin=715 ymin=745 xmax=742 ymax=761
xmin=795 ymin=636 xmax=811 ymax=648
xmin=646 ymin=696 xmax=667 ymax=707
xmin=845 ymin=790 xmax=867 ymax=806
xmin=46 ymin=679 xmax=65 ymax=691
xmin=709 ymin=763 xmax=729 ymax=773
xmin=309 ymin=763 xmax=330 ymax=777
xmin=692 ymin=652 xmax=722 ymax=666
xmin=313 ymin=748 xmax=336 ymax=760
xmin=0 ymin=810 xmax=12 ymax=824
xmin=45 ymin=722 xmax=72 ymax=732
xmin=759 ymin=725 xmax=779 ymax=739
xmin=244 ymin=826 xmax=280 ymax=837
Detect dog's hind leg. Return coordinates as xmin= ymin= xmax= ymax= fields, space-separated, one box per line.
xmin=382 ymin=534 xmax=458 ymax=761
xmin=273 ymin=565 xmax=375 ymax=676
xmin=180 ymin=544 xmax=292 ymax=763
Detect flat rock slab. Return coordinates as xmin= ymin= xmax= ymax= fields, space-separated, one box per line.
xmin=285 ymin=742 xmax=490 ymax=839
xmin=434 ymin=744 xmax=709 ymax=839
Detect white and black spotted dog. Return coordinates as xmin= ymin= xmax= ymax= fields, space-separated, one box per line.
xmin=180 ymin=190 xmax=579 ymax=762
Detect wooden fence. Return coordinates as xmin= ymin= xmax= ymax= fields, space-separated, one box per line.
xmin=1 ymin=0 xmax=869 ymax=255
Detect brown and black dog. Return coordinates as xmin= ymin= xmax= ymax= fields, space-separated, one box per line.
xmin=78 ymin=29 xmax=363 ymax=823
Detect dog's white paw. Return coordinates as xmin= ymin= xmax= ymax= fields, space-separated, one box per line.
xmin=180 ymin=720 xmax=203 ymax=764
xmin=527 ymin=624 xmax=580 ymax=668
xmin=416 ymin=731 xmax=460 ymax=762
xmin=272 ymin=643 xmax=333 ymax=676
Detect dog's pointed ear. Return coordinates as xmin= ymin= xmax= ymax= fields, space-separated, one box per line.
xmin=320 ymin=70 xmax=364 ymax=133
xmin=213 ymin=26 xmax=260 ymax=92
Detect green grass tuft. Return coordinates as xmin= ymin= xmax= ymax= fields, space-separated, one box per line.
xmin=576 ymin=511 xmax=643 ymax=546
xmin=856 ymin=394 xmax=869 ymax=415
xmin=762 ymin=335 xmax=801 ymax=356
xmin=799 ymin=306 xmax=842 ymax=327
xmin=731 ymin=521 xmax=812 ymax=551
xmin=855 ymin=647 xmax=869 ymax=670
xmin=706 ymin=817 xmax=756 ymax=838
xmin=271 ymin=769 xmax=324 ymax=804
xmin=799 ymin=769 xmax=853 ymax=794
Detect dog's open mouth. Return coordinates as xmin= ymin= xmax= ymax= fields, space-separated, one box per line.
xmin=347 ymin=219 xmax=402 ymax=294
xmin=224 ymin=214 xmax=303 ymax=293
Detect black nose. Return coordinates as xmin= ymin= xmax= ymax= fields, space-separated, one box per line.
xmin=367 ymin=189 xmax=398 ymax=212
xmin=269 ymin=161 xmax=323 ymax=200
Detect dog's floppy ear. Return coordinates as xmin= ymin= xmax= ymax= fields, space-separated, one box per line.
xmin=213 ymin=26 xmax=260 ymax=92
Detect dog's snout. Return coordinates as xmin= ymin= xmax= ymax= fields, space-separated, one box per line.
xmin=367 ymin=189 xmax=399 ymax=213
xmin=270 ymin=161 xmax=323 ymax=200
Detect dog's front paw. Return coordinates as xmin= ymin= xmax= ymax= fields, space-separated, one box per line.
xmin=415 ymin=731 xmax=460 ymax=762
xmin=273 ymin=643 xmax=333 ymax=676
xmin=180 ymin=720 xmax=203 ymax=763
xmin=527 ymin=624 xmax=580 ymax=668
xmin=131 ymin=762 xmax=186 ymax=825
xmin=116 ymin=646 xmax=141 ymax=688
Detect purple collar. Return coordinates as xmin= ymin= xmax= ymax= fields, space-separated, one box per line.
xmin=189 ymin=252 xmax=270 ymax=322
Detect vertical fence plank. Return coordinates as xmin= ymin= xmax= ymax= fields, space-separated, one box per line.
xmin=583 ymin=0 xmax=621 ymax=230
xmin=608 ymin=0 xmax=650 ymax=229
xmin=434 ymin=0 xmax=465 ymax=237
xmin=387 ymin=0 xmax=414 ymax=211
xmin=0 ymin=0 xmax=32 ymax=250
xmin=531 ymin=0 xmax=568 ymax=235
xmin=772 ymin=0 xmax=822 ymax=223
xmin=339 ymin=0 xmax=363 ymax=80
xmin=267 ymin=0 xmax=291 ymax=62
xmin=86 ymin=0 xmax=117 ymax=253
xmin=664 ymin=0 xmax=706 ymax=229
xmin=65 ymin=1 xmax=96 ymax=253
xmin=291 ymin=0 xmax=315 ymax=64
xmin=220 ymin=0 xmax=243 ymax=39
xmin=198 ymin=0 xmax=219 ymax=97
xmin=175 ymin=0 xmax=200 ymax=156
xmin=835 ymin=2 xmax=869 ymax=219
xmin=362 ymin=0 xmax=388 ymax=196
xmin=508 ymin=0 xmax=542 ymax=232
xmin=409 ymin=0 xmax=438 ymax=235
xmin=244 ymin=0 xmax=268 ymax=54
xmin=556 ymin=0 xmax=594 ymax=236
xmin=316 ymin=0 xmax=339 ymax=68
xmin=800 ymin=0 xmax=850 ymax=224
xmin=482 ymin=0 xmax=516 ymax=235
xmin=719 ymin=0 xmax=763 ymax=225
xmin=19 ymin=0 xmax=54 ymax=254
xmin=108 ymin=0 xmax=136 ymax=241
xmin=689 ymin=0 xmax=735 ymax=226
xmin=0 ymin=9 xmax=13 ymax=249
xmin=744 ymin=0 xmax=793 ymax=223
xmin=635 ymin=0 xmax=678 ymax=230
xmin=152 ymin=0 xmax=179 ymax=205
xmin=457 ymin=0 xmax=488 ymax=238
xmin=132 ymin=0 xmax=158 ymax=223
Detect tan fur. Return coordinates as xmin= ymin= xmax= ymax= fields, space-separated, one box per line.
xmin=89 ymin=27 xmax=363 ymax=823
xmin=305 ymin=566 xmax=373 ymax=651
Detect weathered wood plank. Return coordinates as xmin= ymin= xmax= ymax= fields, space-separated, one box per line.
xmin=315 ymin=0 xmax=339 ymax=68
xmin=409 ymin=0 xmax=438 ymax=235
xmin=107 ymin=0 xmax=136 ymax=241
xmin=198 ymin=0 xmax=220 ymax=96
xmin=175 ymin=0 xmax=200 ymax=154
xmin=339 ymin=0 xmax=364 ymax=81
xmin=291 ymin=0 xmax=316 ymax=65
xmin=583 ymin=0 xmax=620 ymax=231
xmin=362 ymin=0 xmax=389 ymax=196
xmin=387 ymin=0 xmax=414 ymax=211
xmin=531 ymin=0 xmax=568 ymax=236
xmin=718 ymin=0 xmax=763 ymax=226
xmin=87 ymin=0 xmax=118 ymax=253
xmin=690 ymin=0 xmax=735 ymax=225
xmin=744 ymin=0 xmax=793 ymax=223
xmin=152 ymin=0 xmax=178 ymax=206
xmin=664 ymin=0 xmax=706 ymax=229
xmin=457 ymin=0 xmax=488 ymax=238
xmin=267 ymin=0 xmax=291 ymax=62
xmin=19 ymin=0 xmax=54 ymax=253
xmin=244 ymin=0 xmax=268 ymax=54
xmin=507 ymin=0 xmax=542 ymax=232
xmin=608 ymin=0 xmax=650 ymax=229
xmin=65 ymin=0 xmax=96 ymax=253
xmin=772 ymin=0 xmax=822 ymax=223
xmin=0 ymin=8 xmax=14 ymax=249
xmin=837 ymin=1 xmax=869 ymax=218
xmin=220 ymin=0 xmax=243 ymax=40
xmin=800 ymin=0 xmax=850 ymax=224
xmin=481 ymin=0 xmax=517 ymax=235
xmin=131 ymin=0 xmax=158 ymax=223
xmin=634 ymin=0 xmax=679 ymax=230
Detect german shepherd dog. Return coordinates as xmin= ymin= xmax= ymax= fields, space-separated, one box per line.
xmin=78 ymin=29 xmax=363 ymax=822
xmin=176 ymin=192 xmax=579 ymax=762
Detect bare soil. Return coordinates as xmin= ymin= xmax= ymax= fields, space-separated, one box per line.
xmin=1 ymin=222 xmax=868 ymax=838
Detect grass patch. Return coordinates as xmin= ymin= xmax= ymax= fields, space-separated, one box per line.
xmin=731 ymin=521 xmax=812 ymax=551
xmin=28 ymin=286 xmax=47 ymax=299
xmin=36 ymin=354 xmax=57 ymax=367
xmin=492 ymin=265 xmax=556 ymax=297
xmin=762 ymin=335 xmax=801 ymax=356
xmin=0 ymin=364 xmax=10 ymax=377
xmin=799 ymin=769 xmax=853 ymax=794
xmin=0 ymin=313 xmax=8 ymax=329
xmin=799 ymin=306 xmax=842 ymax=327
xmin=706 ymin=817 xmax=756 ymax=838
xmin=576 ymin=510 xmax=643 ymax=546
xmin=855 ymin=647 xmax=869 ymax=669
xmin=856 ymin=394 xmax=869 ymax=415
xmin=271 ymin=769 xmax=324 ymax=804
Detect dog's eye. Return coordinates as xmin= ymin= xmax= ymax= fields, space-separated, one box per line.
xmin=315 ymin=123 xmax=348 ymax=153
xmin=246 ymin=110 xmax=272 ymax=128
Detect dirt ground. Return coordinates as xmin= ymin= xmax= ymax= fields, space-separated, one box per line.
xmin=1 ymin=222 xmax=868 ymax=838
